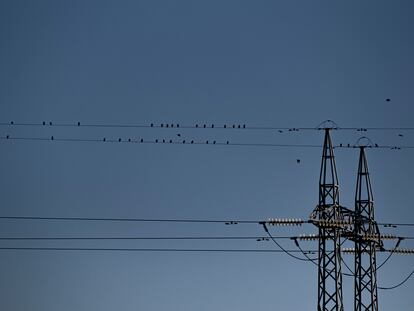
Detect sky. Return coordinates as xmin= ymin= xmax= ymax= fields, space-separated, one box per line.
xmin=0 ymin=1 xmax=413 ymax=310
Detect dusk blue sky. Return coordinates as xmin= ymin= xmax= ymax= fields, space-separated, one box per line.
xmin=0 ymin=1 xmax=413 ymax=310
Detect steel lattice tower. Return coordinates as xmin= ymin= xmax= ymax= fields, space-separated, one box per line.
xmin=354 ymin=147 xmax=379 ymax=311
xmin=312 ymin=129 xmax=344 ymax=311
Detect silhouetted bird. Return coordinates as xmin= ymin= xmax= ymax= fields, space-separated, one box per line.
xmin=176 ymin=133 xmax=181 ymax=137
xmin=278 ymin=130 xmax=283 ymax=133
xmin=296 ymin=159 xmax=301 ymax=163
xmin=398 ymin=134 xmax=404 ymax=137
xmin=386 ymin=98 xmax=391 ymax=102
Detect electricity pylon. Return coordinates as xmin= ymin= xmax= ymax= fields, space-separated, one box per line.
xmin=310 ymin=129 xmax=345 ymax=311
xmin=267 ymin=126 xmax=414 ymax=310
xmin=353 ymin=147 xmax=380 ymax=311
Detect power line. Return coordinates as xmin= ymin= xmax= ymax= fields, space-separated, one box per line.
xmin=1 ymin=215 xmax=414 ymax=228
xmin=1 ymin=236 xmax=412 ymax=240
xmin=2 ymin=120 xmax=414 ymax=132
xmin=262 ymin=223 xmax=318 ymax=262
xmin=0 ymin=236 xmax=291 ymax=241
xmin=0 ymin=135 xmax=323 ymax=148
xmin=0 ymin=247 xmax=316 ymax=253
xmin=2 ymin=135 xmax=413 ymax=150
xmin=340 ymin=256 xmax=414 ymax=291
xmin=378 ymin=269 xmax=414 ymax=290
xmin=0 ymin=216 xmax=260 ymax=224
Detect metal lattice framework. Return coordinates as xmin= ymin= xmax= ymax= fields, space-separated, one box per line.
xmin=311 ymin=129 xmax=344 ymax=311
xmin=354 ymin=147 xmax=380 ymax=311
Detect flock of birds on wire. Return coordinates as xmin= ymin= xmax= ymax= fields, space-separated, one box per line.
xmin=1 ymin=118 xmax=412 ymax=155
